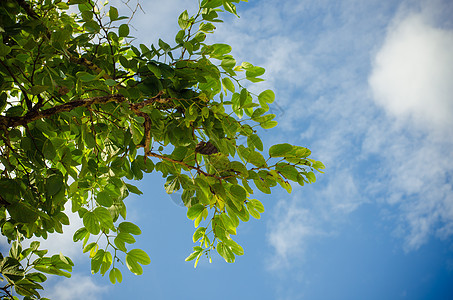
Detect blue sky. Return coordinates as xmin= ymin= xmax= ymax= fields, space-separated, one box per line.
xmin=6 ymin=0 xmax=453 ymax=299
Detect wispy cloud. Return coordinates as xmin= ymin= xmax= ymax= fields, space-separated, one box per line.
xmin=266 ymin=192 xmax=324 ymax=270
xmin=44 ymin=274 xmax=108 ymax=300
xmin=266 ymin=168 xmax=363 ymax=269
xmin=120 ymin=0 xmax=198 ymax=46
xmin=210 ymin=0 xmax=387 ymax=269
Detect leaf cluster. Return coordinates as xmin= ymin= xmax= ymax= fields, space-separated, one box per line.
xmin=0 ymin=0 xmax=323 ymax=297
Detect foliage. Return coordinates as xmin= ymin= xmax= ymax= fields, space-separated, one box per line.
xmin=0 ymin=0 xmax=324 ymax=298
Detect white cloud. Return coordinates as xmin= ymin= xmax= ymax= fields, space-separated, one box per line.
xmin=366 ymin=7 xmax=453 ymax=250
xmin=45 ymin=274 xmax=108 ymax=300
xmin=369 ymin=13 xmax=453 ymax=132
xmin=25 ymin=203 xmax=87 ymax=259
xmin=0 ymin=202 xmax=87 ymax=260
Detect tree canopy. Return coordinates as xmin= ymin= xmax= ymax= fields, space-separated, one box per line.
xmin=0 ymin=0 xmax=324 ymax=298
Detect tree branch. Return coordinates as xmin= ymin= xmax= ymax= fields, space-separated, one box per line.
xmin=145 ymin=151 xmax=234 ymax=181
xmin=1 ymin=94 xmax=126 ymax=128
xmin=0 ymin=92 xmax=172 ymax=129
xmin=14 ymin=0 xmax=39 ymax=19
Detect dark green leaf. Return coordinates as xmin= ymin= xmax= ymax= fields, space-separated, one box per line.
xmin=126 ymin=183 xmax=143 ymax=195
xmin=109 ymin=6 xmax=119 ymax=21
xmin=118 ymin=24 xmax=130 ymax=37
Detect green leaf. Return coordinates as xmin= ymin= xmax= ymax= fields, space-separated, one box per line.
xmin=104 ymin=79 xmax=117 ymax=86
xmin=83 ymin=211 xmax=100 ymax=235
xmin=96 ymin=191 xmax=113 ymax=207
xmin=5 ymin=106 xmax=24 ymax=117
xmin=187 ymin=204 xmax=205 ymax=220
xmin=207 ymin=43 xmax=231 ymax=57
xmin=246 ymin=202 xmax=261 ymax=219
xmin=100 ymin=251 xmax=112 ymax=275
xmin=94 ymin=207 xmax=114 ymax=229
xmin=42 ymin=139 xmax=56 ymax=160
xmin=0 ymin=43 xmax=11 ymax=57
xmin=109 ymin=267 xmax=122 ymax=284
xmin=147 ymin=63 xmax=161 ymax=77
xmin=201 ymin=0 xmax=223 ymax=8
xmin=117 ymin=232 xmax=136 ymax=244
xmin=312 ymin=160 xmax=325 ymax=172
xmin=258 ymin=89 xmax=275 ymax=104
xmin=276 ymin=163 xmax=299 ymax=181
xmin=46 ymin=174 xmax=63 ymax=196
xmin=185 ymin=251 xmax=200 ymax=262
xmin=158 ymin=39 xmax=171 ymax=52
xmin=91 ymin=249 xmax=104 ymax=273
xmin=221 ymin=56 xmax=236 ymax=69
xmin=30 ymin=85 xmax=49 ymax=95
xmin=225 ymin=238 xmax=244 ymax=256
xmin=34 ymin=265 xmax=71 ymax=278
xmin=131 ymin=123 xmax=144 ymax=145
xmin=245 ymin=66 xmax=265 ymax=78
xmin=247 ymin=134 xmax=263 ymax=151
xmin=126 ymin=183 xmax=143 ymax=195
xmin=192 ymin=227 xmax=206 ymax=243
xmin=248 ymin=151 xmax=266 ymax=167
xmin=83 ymin=242 xmax=99 ymax=253
xmin=109 ymin=6 xmax=119 ymax=21
xmin=77 ymin=71 xmax=97 ymax=82
xmin=253 ymin=114 xmax=275 ymax=123
xmin=73 ymin=228 xmax=89 ymax=242
xmin=306 ymin=171 xmax=316 ymax=183
xmin=229 ymin=184 xmax=247 ymax=202
xmin=114 ymin=237 xmax=127 ymax=252
xmin=178 ymin=10 xmax=189 ymax=30
xmin=126 ymin=249 xmax=150 ymax=275
xmin=184 ymin=41 xmax=194 ymax=54
xmin=223 ymin=1 xmax=238 ymax=16
xmin=228 ymin=161 xmax=248 ymax=177
xmin=83 ymin=130 xmax=96 ymax=149
xmin=260 ymin=120 xmax=278 ymax=129
xmin=269 ymin=143 xmax=293 ymax=157
xmin=199 ymin=22 xmax=216 ymax=33
xmin=118 ymin=24 xmax=130 ymax=37
xmin=222 ymin=77 xmax=235 ymax=93
xmin=253 ymin=178 xmax=271 ymax=194
xmin=0 ymin=257 xmax=24 ymax=282
xmin=118 ymin=222 xmax=142 ymax=235
xmin=216 ymin=242 xmax=235 ymax=263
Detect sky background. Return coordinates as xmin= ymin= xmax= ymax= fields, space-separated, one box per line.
xmin=4 ymin=0 xmax=453 ymax=299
